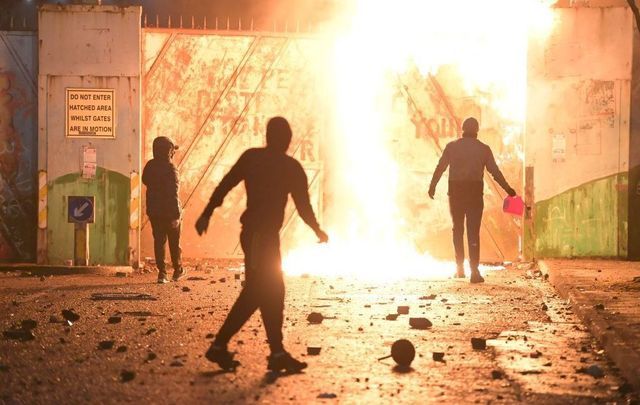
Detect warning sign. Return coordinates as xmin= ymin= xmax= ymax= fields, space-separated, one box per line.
xmin=66 ymin=88 xmax=115 ymax=138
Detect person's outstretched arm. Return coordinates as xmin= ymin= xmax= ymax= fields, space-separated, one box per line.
xmin=291 ymin=163 xmax=328 ymax=243
xmin=485 ymin=146 xmax=516 ymax=196
xmin=196 ymin=151 xmax=248 ymax=235
xmin=428 ymin=145 xmax=450 ymax=199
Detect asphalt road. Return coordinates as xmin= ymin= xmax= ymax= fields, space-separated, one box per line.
xmin=0 ymin=264 xmax=637 ymax=404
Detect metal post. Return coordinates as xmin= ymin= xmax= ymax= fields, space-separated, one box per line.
xmin=74 ymin=222 xmax=89 ymax=266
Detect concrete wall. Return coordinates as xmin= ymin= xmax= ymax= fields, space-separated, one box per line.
xmin=0 ymin=31 xmax=38 ymax=262
xmin=38 ymin=5 xmax=141 ymax=265
xmin=525 ymin=5 xmax=635 ymax=258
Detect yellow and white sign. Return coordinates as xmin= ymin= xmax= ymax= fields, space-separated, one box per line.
xmin=66 ymin=88 xmax=115 ymax=138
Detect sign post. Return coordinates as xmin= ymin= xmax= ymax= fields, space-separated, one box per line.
xmin=68 ymin=196 xmax=95 ymax=266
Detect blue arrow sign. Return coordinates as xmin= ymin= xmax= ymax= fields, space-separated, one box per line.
xmin=68 ymin=196 xmax=95 ymax=223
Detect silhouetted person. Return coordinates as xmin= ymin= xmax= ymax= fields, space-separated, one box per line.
xmin=196 ymin=116 xmax=328 ymax=372
xmin=428 ymin=117 xmax=516 ymax=283
xmin=142 ymin=136 xmax=186 ymax=284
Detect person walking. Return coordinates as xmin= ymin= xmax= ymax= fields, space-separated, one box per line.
xmin=142 ymin=136 xmax=186 ymax=284
xmin=428 ymin=117 xmax=516 ymax=283
xmin=196 ymin=116 xmax=328 ymax=373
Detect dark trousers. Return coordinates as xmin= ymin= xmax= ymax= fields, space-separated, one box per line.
xmin=214 ymin=227 xmax=285 ymax=353
xmin=449 ymin=193 xmax=484 ymax=271
xmin=149 ymin=217 xmax=182 ymax=275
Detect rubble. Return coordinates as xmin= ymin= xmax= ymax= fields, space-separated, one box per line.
xmin=385 ymin=314 xmax=399 ymax=321
xmin=62 ymin=309 xmax=80 ymax=323
xmin=317 ymin=393 xmax=337 ymax=399
xmin=390 ymin=339 xmax=415 ymax=367
xmin=409 ymin=317 xmax=432 ymax=329
xmin=3 ymin=327 xmax=35 ymax=342
xmin=307 ymin=347 xmax=321 ymax=355
xmin=307 ymin=312 xmax=324 ymax=324
xmin=432 ymin=352 xmax=445 ymax=362
xmin=397 ymin=306 xmax=409 ymax=315
xmin=98 ymin=340 xmax=114 ymax=350
xmin=120 ymin=370 xmax=135 ymax=382
xmin=107 ymin=316 xmax=122 ymax=324
xmin=471 ymin=338 xmax=487 ymax=350
xmin=491 ymin=370 xmax=504 ymax=379
xmin=578 ymin=365 xmax=604 ymax=379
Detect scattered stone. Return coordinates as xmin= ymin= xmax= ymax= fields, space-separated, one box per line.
xmin=234 ymin=274 xmax=241 ymax=280
xmin=62 ymin=309 xmax=80 ymax=323
xmin=385 ymin=314 xmax=399 ymax=321
xmin=541 ymin=303 xmax=548 ymax=311
xmin=21 ymin=320 xmax=37 ymax=330
xmin=491 ymin=370 xmax=504 ymax=379
xmin=432 ymin=352 xmax=445 ymax=362
xmin=307 ymin=312 xmax=324 ymax=324
xmin=420 ymin=294 xmax=437 ymax=300
xmin=219 ymin=278 xmax=226 ymax=283
xmin=49 ymin=315 xmax=61 ymax=323
xmin=108 ymin=316 xmax=122 ymax=324
xmin=120 ymin=370 xmax=135 ymax=382
xmin=409 ymin=317 xmax=432 ymax=330
xmin=170 ymin=360 xmax=184 ymax=367
xmin=578 ymin=365 xmax=605 ymax=379
xmin=40 ymin=275 xmax=46 ymax=282
xmin=145 ymin=328 xmax=157 ymax=335
xmin=182 ymin=286 xmax=191 ymax=292
xmin=186 ymin=277 xmax=206 ymax=281
xmin=530 ymin=350 xmax=542 ymax=359
xmin=397 ymin=306 xmax=409 ymax=315
xmin=115 ymin=272 xmax=128 ymax=278
xmin=205 ymin=333 xmax=215 ymax=339
xmin=632 ymin=276 xmax=640 ymax=283
xmin=3 ymin=328 xmax=35 ymax=342
xmin=116 ymin=346 xmax=127 ymax=353
xmin=98 ymin=340 xmax=114 ymax=350
xmin=146 ymin=352 xmax=157 ymax=361
xmin=471 ymin=338 xmax=487 ymax=350
xmin=307 ymin=347 xmax=321 ymax=355
xmin=593 ymin=303 xmax=605 ymax=311
xmin=317 ymin=393 xmax=337 ymax=399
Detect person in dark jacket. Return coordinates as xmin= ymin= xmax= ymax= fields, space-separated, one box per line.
xmin=428 ymin=117 xmax=516 ymax=283
xmin=142 ymin=136 xmax=186 ymax=284
xmin=195 ymin=116 xmax=328 ymax=373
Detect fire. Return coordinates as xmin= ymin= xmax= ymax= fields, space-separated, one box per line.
xmin=283 ymin=0 xmax=556 ymax=280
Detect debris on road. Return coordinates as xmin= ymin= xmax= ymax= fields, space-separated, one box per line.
xmin=385 ymin=314 xmax=399 ymax=321
xmin=307 ymin=347 xmax=321 ymax=355
xmin=471 ymin=338 xmax=487 ymax=350
xmin=307 ymin=312 xmax=324 ymax=324
xmin=317 ymin=393 xmax=337 ymax=399
xmin=120 ymin=370 xmax=135 ymax=382
xmin=593 ymin=303 xmax=605 ymax=311
xmin=3 ymin=327 xmax=35 ymax=342
xmin=98 ymin=340 xmax=114 ymax=350
xmin=420 ymin=294 xmax=437 ymax=300
xmin=182 ymin=286 xmax=191 ymax=292
xmin=578 ymin=365 xmax=605 ymax=379
xmin=379 ymin=339 xmax=416 ymax=367
xmin=397 ymin=306 xmax=409 ymax=314
xmin=491 ymin=370 xmax=504 ymax=379
xmin=107 ymin=316 xmax=122 ymax=324
xmin=62 ymin=309 xmax=80 ymax=323
xmin=432 ymin=352 xmax=445 ymax=362
xmin=90 ymin=292 xmax=157 ymax=301
xmin=409 ymin=317 xmax=432 ymax=329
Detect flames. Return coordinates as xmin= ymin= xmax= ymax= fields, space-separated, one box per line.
xmin=282 ymin=0 xmax=556 ymax=280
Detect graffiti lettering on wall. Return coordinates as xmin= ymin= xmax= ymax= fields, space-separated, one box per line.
xmin=0 ymin=72 xmax=36 ymax=261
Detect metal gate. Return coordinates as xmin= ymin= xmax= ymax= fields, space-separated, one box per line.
xmin=142 ymin=29 xmax=325 ymax=259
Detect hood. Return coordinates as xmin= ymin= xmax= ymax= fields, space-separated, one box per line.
xmin=152 ymin=136 xmax=178 ymax=160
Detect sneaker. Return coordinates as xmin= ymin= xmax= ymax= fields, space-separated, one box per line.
xmin=267 ymin=351 xmax=308 ymax=373
xmin=205 ymin=344 xmax=240 ymax=371
xmin=172 ymin=267 xmax=187 ymax=282
xmin=157 ymin=273 xmax=169 ymax=284
xmin=470 ymin=271 xmax=485 ymax=284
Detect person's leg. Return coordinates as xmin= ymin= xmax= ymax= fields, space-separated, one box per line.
xmin=466 ymin=195 xmax=484 ymax=282
xmin=149 ymin=217 xmax=168 ymax=281
xmin=256 ymin=231 xmax=285 ymax=354
xmin=449 ymin=195 xmax=466 ymax=276
xmin=212 ymin=228 xmax=259 ymax=349
xmin=166 ymin=221 xmax=184 ymax=280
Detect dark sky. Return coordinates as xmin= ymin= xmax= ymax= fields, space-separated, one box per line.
xmin=1 ymin=0 xmax=339 ymax=30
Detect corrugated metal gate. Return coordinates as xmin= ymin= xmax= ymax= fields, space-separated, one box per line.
xmin=142 ymin=29 xmax=325 ymax=258
xmin=0 ymin=30 xmax=37 ymax=262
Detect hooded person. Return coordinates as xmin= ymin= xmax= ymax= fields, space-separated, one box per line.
xmin=142 ymin=136 xmax=186 ymax=283
xmin=195 ymin=116 xmax=329 ymax=373
xmin=428 ymin=117 xmax=516 ymax=283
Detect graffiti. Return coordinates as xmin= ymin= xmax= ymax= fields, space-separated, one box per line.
xmin=0 ymin=71 xmax=36 ymax=261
